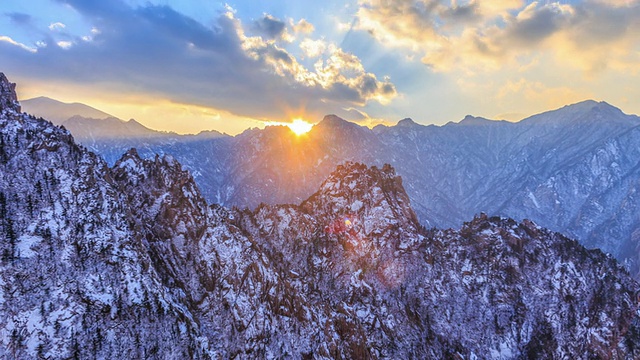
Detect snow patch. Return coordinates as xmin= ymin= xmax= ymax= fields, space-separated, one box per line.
xmin=16 ymin=235 xmax=42 ymax=258
xmin=528 ymin=191 xmax=540 ymax=209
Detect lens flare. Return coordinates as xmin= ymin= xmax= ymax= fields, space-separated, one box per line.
xmin=288 ymin=118 xmax=313 ymax=135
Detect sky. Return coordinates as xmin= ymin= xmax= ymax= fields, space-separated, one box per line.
xmin=1 ymin=0 xmax=639 ymax=134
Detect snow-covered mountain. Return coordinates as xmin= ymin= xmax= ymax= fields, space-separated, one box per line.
xmin=2 ymin=72 xmax=640 ymax=358
xmin=51 ymin=100 xmax=640 ymax=278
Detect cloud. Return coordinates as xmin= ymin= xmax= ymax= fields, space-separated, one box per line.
xmin=504 ymin=3 xmax=570 ymax=46
xmin=5 ymin=12 xmax=32 ymax=25
xmin=292 ymin=19 xmax=314 ymax=34
xmin=252 ymin=14 xmax=288 ymax=40
xmin=48 ymin=22 xmax=67 ymax=31
xmin=56 ymin=40 xmax=73 ymax=49
xmin=357 ymin=0 xmax=442 ymax=49
xmin=0 ymin=0 xmax=396 ymax=122
xmin=241 ymin=30 xmax=397 ymax=107
xmin=300 ymin=38 xmax=327 ymax=58
xmin=342 ymin=107 xmax=369 ymax=120
xmin=439 ymin=1 xmax=481 ymax=25
xmin=0 ymin=35 xmax=36 ymax=53
xmin=590 ymin=0 xmax=640 ymax=6
xmin=496 ymin=78 xmax=589 ymax=110
xmin=356 ymin=0 xmax=640 ymax=74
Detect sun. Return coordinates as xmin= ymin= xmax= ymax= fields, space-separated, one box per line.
xmin=288 ymin=118 xmax=313 ymax=136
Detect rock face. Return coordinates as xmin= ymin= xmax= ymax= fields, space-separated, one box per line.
xmin=0 ymin=73 xmax=19 ymax=113
xmin=2 ymin=73 xmax=640 ymax=358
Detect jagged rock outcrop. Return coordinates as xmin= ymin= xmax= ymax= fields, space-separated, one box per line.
xmin=0 ymin=73 xmax=19 ymax=113
xmin=2 ymin=73 xmax=640 ymax=358
xmin=239 ymin=162 xmax=640 ymax=358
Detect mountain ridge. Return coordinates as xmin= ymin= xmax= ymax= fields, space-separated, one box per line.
xmin=2 ymin=73 xmax=640 ymax=358
xmin=33 ymin=95 xmax=640 ymax=277
xmin=22 ymin=95 xmax=636 ymax=131
xmin=21 ymin=96 xmax=114 ymax=124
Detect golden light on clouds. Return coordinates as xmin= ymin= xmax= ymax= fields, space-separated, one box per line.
xmin=3 ymin=0 xmax=640 ymax=133
xmin=287 ymin=118 xmax=313 ymax=135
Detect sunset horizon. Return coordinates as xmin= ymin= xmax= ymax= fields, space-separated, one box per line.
xmin=17 ymin=92 xmax=633 ymax=136
xmin=2 ymin=0 xmax=639 ymax=134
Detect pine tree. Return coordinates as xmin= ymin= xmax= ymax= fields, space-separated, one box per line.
xmin=0 ymin=191 xmax=6 ymax=219
xmin=5 ymin=216 xmax=15 ymax=261
xmin=0 ymin=135 xmax=6 ymax=163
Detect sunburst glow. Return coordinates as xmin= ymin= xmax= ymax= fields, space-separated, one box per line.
xmin=288 ymin=118 xmax=313 ymax=135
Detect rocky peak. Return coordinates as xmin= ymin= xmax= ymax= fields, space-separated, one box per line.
xmin=313 ymin=114 xmax=354 ymax=132
xmin=113 ymin=148 xmax=200 ymax=204
xmin=302 ymin=162 xmax=421 ymax=240
xmin=112 ymin=148 xmax=146 ymax=183
xmin=562 ymin=100 xmax=625 ymax=118
xmin=523 ymin=99 xmax=632 ymax=126
xmin=457 ymin=115 xmax=496 ymax=126
xmin=0 ymin=73 xmax=21 ymax=113
xmin=396 ymin=118 xmax=419 ymax=127
xmin=111 ymin=147 xmax=210 ymax=304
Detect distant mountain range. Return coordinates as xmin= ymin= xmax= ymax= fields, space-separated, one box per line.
xmin=3 ymin=73 xmax=640 ymax=358
xmin=21 ymin=96 xmax=113 ymax=124
xmin=21 ymin=96 xmax=173 ymax=138
xmin=20 ymin=96 xmax=228 ymax=161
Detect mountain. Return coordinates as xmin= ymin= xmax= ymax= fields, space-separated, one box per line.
xmin=62 ymin=115 xmax=164 ymax=139
xmin=21 ymin=92 xmax=640 ymax=280
xmin=21 ymin=96 xmax=113 ymax=124
xmin=2 ymin=72 xmax=640 ymax=358
xmin=20 ymin=97 xmax=230 ymax=177
xmin=54 ymin=101 xmax=640 ymax=278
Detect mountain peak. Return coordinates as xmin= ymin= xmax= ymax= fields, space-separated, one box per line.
xmin=457 ymin=115 xmax=495 ymax=126
xmin=304 ymin=162 xmax=394 ymax=207
xmin=317 ymin=114 xmax=351 ymax=128
xmin=0 ymin=73 xmax=21 ymax=113
xmin=563 ymin=100 xmax=620 ymax=113
xmin=21 ymin=96 xmax=113 ymax=125
xmin=302 ymin=162 xmax=420 ymax=234
xmin=396 ymin=118 xmax=419 ymax=127
xmin=193 ymin=129 xmax=226 ymax=139
xmin=113 ymin=148 xmax=145 ymax=177
xmin=520 ymin=99 xmax=631 ymax=126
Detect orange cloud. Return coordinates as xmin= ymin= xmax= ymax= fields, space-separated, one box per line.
xmin=357 ymin=0 xmax=640 ymax=74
